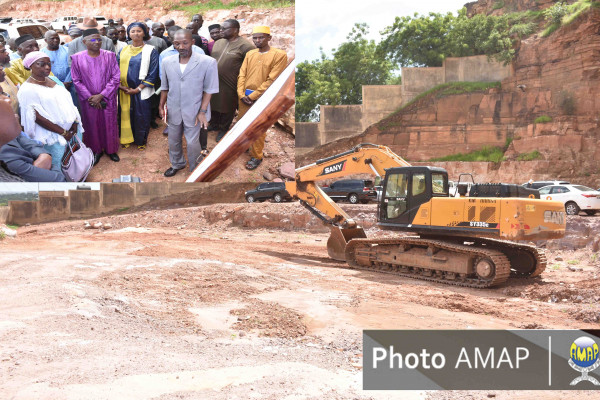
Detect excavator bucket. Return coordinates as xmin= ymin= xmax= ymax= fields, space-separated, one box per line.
xmin=327 ymin=226 xmax=367 ymax=261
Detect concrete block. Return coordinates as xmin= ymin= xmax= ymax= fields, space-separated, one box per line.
xmin=7 ymin=201 xmax=38 ymax=225
xmin=70 ymin=190 xmax=100 ymax=214
xmin=296 ymin=123 xmax=321 ymax=148
xmin=39 ymin=195 xmax=69 ymax=221
xmin=135 ymin=182 xmax=170 ymax=199
xmin=101 ymin=183 xmax=135 ymax=208
xmin=0 ymin=206 xmax=9 ymax=224
xmin=321 ymin=105 xmax=363 ymax=133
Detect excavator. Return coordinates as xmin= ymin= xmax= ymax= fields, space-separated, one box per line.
xmin=285 ymin=144 xmax=566 ymax=288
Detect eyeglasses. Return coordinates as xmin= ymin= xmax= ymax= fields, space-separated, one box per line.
xmin=34 ymin=61 xmax=52 ymax=67
xmin=87 ymin=38 xmax=102 ymax=43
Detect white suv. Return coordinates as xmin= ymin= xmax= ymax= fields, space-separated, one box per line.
xmin=539 ymin=184 xmax=600 ymax=216
xmin=51 ymin=16 xmax=78 ymax=33
xmin=0 ymin=23 xmax=48 ymax=48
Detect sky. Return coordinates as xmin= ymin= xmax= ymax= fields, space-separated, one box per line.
xmin=296 ymin=0 xmax=470 ymax=63
xmin=0 ymin=182 xmax=100 ymax=194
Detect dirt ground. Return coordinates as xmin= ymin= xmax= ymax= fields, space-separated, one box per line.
xmin=1 ymin=203 xmax=599 ymax=399
xmin=85 ymin=121 xmax=295 ymax=184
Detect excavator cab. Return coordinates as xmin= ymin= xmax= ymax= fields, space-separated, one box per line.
xmin=379 ymin=166 xmax=449 ymax=227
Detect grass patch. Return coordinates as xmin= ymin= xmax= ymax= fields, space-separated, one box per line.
xmin=116 ymin=207 xmax=130 ymax=213
xmin=384 ymin=81 xmax=501 ymax=123
xmin=516 ymin=150 xmax=542 ymax=161
xmin=171 ymin=0 xmax=294 ymax=14
xmin=430 ymin=146 xmax=505 ymax=162
xmin=6 ymin=224 xmax=18 ymax=229
xmin=541 ymin=0 xmax=600 ymax=36
xmin=534 ymin=115 xmax=552 ymax=123
xmin=568 ymin=259 xmax=580 ymax=265
xmin=551 ymin=264 xmax=561 ymax=270
xmin=541 ymin=21 xmax=561 ymax=37
xmin=492 ymin=0 xmax=505 ymax=10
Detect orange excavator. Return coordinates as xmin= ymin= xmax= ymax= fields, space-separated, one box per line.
xmin=285 ymin=144 xmax=566 ymax=288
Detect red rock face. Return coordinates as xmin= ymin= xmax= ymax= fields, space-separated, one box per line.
xmin=465 ymin=0 xmax=560 ymax=17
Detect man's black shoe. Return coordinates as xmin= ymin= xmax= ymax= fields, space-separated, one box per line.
xmin=245 ymin=157 xmax=262 ymax=170
xmin=216 ymin=131 xmax=226 ymax=143
xmin=93 ymin=152 xmax=103 ymax=166
xmin=150 ymin=120 xmax=159 ymax=129
xmin=164 ymin=166 xmax=184 ymax=177
xmin=108 ymin=153 xmax=120 ymax=162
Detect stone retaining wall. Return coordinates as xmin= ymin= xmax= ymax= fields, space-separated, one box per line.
xmin=296 ymin=55 xmax=511 ymax=152
xmin=6 ymin=182 xmax=255 ymax=226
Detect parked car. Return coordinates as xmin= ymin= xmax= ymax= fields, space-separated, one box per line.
xmin=245 ymin=182 xmax=292 ymax=203
xmin=0 ymin=23 xmax=48 ymax=48
xmin=32 ymin=19 xmax=52 ymax=29
xmin=539 ymin=184 xmax=600 ymax=215
xmin=51 ymin=16 xmax=78 ymax=33
xmin=321 ymin=179 xmax=377 ymax=204
xmin=522 ymin=180 xmax=570 ymax=190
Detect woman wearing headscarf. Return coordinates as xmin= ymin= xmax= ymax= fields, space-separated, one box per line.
xmin=17 ymin=51 xmax=83 ymax=170
xmin=118 ymin=22 xmax=159 ymax=150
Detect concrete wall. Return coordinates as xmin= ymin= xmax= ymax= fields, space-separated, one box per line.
xmin=401 ymin=67 xmax=445 ymax=99
xmin=361 ymin=85 xmax=404 ymax=128
xmin=444 ymin=55 xmax=511 ymax=83
xmin=296 ymin=55 xmax=512 ymax=152
xmin=6 ymin=182 xmax=256 ymax=226
xmin=0 ymin=206 xmax=8 ymax=224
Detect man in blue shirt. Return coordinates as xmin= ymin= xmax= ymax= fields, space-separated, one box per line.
xmin=41 ymin=30 xmax=72 ymax=91
xmin=42 ymin=30 xmax=78 ymax=107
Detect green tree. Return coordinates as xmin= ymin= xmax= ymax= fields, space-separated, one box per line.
xmin=378 ymin=12 xmax=456 ymax=67
xmin=379 ymin=10 xmax=517 ymax=67
xmin=296 ymin=23 xmax=394 ymax=122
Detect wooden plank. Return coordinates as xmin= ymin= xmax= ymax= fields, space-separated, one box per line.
xmin=186 ymin=60 xmax=295 ymax=182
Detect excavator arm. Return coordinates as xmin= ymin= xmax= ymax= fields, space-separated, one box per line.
xmin=285 ymin=143 xmax=410 ymax=259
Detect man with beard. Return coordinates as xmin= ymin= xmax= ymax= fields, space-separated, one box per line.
xmin=107 ymin=27 xmax=127 ymax=53
xmin=116 ymin=25 xmax=127 ymax=43
xmin=210 ymin=19 xmax=254 ymax=142
xmin=237 ymin=26 xmax=287 ymax=170
xmin=160 ymin=30 xmax=218 ymax=177
xmin=207 ymin=24 xmax=222 ymax=55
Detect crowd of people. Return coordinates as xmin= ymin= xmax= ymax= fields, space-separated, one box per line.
xmin=0 ymin=13 xmax=288 ymax=182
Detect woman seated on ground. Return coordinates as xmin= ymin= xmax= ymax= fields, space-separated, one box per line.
xmin=17 ymin=51 xmax=83 ymax=170
xmin=118 ymin=22 xmax=159 ymax=150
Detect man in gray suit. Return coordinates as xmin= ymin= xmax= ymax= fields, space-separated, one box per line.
xmin=159 ymin=30 xmax=219 ymax=177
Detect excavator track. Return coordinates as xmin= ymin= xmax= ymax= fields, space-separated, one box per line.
xmin=345 ymin=237 xmax=511 ymax=288
xmin=467 ymin=237 xmax=547 ymax=278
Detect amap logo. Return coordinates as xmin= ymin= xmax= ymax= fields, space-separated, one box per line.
xmin=569 ymin=336 xmax=600 ymax=386
xmin=320 ymin=160 xmax=346 ymax=176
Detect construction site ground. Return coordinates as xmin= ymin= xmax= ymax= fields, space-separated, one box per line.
xmin=1 ymin=202 xmax=599 ymax=399
xmin=84 ymin=121 xmax=295 ymax=184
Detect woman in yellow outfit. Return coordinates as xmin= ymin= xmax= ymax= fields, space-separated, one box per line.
xmin=117 ymin=22 xmax=159 ymax=150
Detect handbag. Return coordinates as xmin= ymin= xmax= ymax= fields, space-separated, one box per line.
xmin=61 ymin=134 xmax=94 ymax=182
